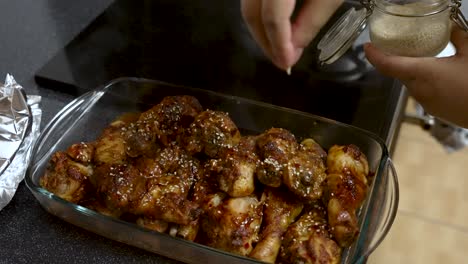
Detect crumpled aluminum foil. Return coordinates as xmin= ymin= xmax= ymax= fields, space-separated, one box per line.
xmin=0 ymin=74 xmax=42 ymax=210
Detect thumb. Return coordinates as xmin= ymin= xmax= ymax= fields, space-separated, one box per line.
xmin=363 ymin=43 xmax=437 ymax=82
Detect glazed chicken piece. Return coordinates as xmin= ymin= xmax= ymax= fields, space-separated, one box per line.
xmin=136 ymin=178 xmax=201 ymax=225
xmin=196 ymin=131 xmax=261 ymax=243
xmin=174 ymin=162 xmax=224 ymax=241
xmin=134 ymin=145 xmax=202 ymax=225
xmin=279 ymin=204 xmax=342 ymax=264
xmin=199 ymin=194 xmax=263 ymax=256
xmin=301 ymin=138 xmax=327 ymax=162
xmin=184 ymin=110 xmax=241 ymax=158
xmin=172 ymin=219 xmax=200 ymax=241
xmin=40 ymin=143 xmax=95 ymax=204
xmin=191 ymin=164 xmax=220 ymax=206
xmin=176 ymin=167 xmax=224 ymax=241
xmin=92 ymin=142 xmax=162 ymax=216
xmin=256 ymin=128 xmax=299 ymax=188
xmin=283 ymin=139 xmax=328 ymax=202
xmin=124 ymin=95 xmax=203 ymax=157
xmin=66 ymin=142 xmax=95 ymax=164
xmin=92 ymin=162 xmax=147 ymax=217
xmin=136 ymin=217 xmax=169 ymax=233
xmin=208 ymin=136 xmax=259 ymax=197
xmin=93 ymin=144 xmax=202 ymax=224
xmin=83 ymin=198 xmax=122 ymax=218
xmin=249 ymin=188 xmax=303 ymax=263
xmin=94 ymin=119 xmax=129 ymax=165
xmin=325 ymin=144 xmax=370 ymax=247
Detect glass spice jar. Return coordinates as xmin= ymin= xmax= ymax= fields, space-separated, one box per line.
xmin=369 ymin=0 xmax=453 ymax=57
xmin=316 ymin=0 xmax=468 ymax=65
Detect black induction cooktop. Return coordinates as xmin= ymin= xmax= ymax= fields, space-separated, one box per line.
xmin=34 ymin=0 xmax=404 ymax=141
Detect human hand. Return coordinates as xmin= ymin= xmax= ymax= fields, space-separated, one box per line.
xmin=364 ymin=27 xmax=468 ymax=128
xmin=241 ymin=0 xmax=343 ymax=70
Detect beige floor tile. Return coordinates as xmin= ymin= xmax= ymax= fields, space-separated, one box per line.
xmin=369 ymin=97 xmax=468 ymax=263
xmin=392 ymin=122 xmax=468 ymax=229
xmin=368 ymin=212 xmax=468 ymax=264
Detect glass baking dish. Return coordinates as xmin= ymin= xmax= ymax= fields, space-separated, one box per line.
xmin=26 ymin=77 xmax=398 ymax=264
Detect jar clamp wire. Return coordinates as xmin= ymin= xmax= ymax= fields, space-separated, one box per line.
xmin=450 ymin=0 xmax=468 ymax=31
xmin=317 ymin=0 xmax=468 ymax=65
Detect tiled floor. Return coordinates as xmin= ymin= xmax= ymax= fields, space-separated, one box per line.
xmin=368 ymin=100 xmax=468 ymax=264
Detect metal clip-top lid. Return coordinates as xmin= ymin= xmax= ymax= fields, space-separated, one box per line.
xmin=317 ymin=7 xmax=369 ymax=66
xmin=451 ymin=0 xmax=468 ymax=31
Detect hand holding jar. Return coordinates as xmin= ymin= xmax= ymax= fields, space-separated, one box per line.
xmin=367 ymin=0 xmax=458 ymax=57
xmin=364 ymin=0 xmax=468 ymax=128
xmin=365 ymin=26 xmax=468 ymax=128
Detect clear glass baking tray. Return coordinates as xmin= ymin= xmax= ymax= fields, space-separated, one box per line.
xmin=26 ymin=77 xmax=398 ymax=264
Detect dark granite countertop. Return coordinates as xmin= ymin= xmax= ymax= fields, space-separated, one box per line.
xmin=0 ymin=0 xmax=406 ymax=263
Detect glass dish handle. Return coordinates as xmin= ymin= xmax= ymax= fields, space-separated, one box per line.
xmin=32 ymin=90 xmax=104 ymax=166
xmin=366 ymin=158 xmax=399 ymax=258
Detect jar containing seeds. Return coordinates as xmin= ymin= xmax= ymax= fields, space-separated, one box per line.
xmin=369 ymin=0 xmax=454 ymax=57
xmin=316 ymin=0 xmax=468 ymax=65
